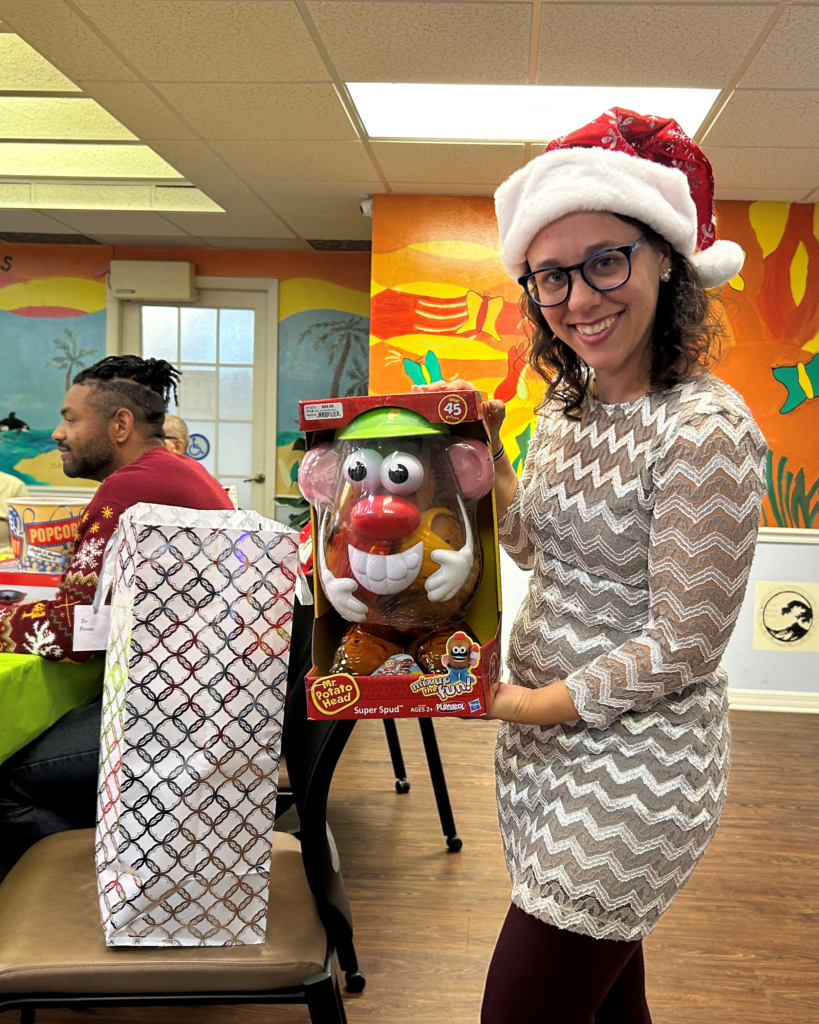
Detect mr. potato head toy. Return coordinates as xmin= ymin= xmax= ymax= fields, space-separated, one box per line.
xmin=298 ymin=406 xmax=494 ymax=676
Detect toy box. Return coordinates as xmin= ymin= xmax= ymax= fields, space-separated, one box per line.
xmin=299 ymin=391 xmax=502 ymax=720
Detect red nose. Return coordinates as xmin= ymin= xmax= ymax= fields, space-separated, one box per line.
xmin=350 ymin=496 xmax=421 ymax=541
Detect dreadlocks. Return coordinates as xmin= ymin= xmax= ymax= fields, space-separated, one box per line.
xmin=73 ymin=356 xmax=181 ymax=438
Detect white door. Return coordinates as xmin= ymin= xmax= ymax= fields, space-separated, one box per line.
xmin=120 ymin=285 xmax=277 ymax=515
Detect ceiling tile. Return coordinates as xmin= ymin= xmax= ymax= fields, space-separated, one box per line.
xmin=0 ymin=142 xmax=182 ymax=179
xmin=146 ymin=140 xmax=237 ymax=182
xmin=155 ymin=84 xmax=356 ymax=141
xmin=199 ymin=237 xmax=313 ymax=251
xmin=306 ymin=1 xmax=530 ymax=84
xmin=0 ymin=33 xmax=80 ymax=91
xmin=211 ymin=140 xmax=377 ymax=181
xmin=371 ymin=142 xmax=526 ymax=184
xmin=0 ymin=208 xmax=72 ymax=232
xmin=707 ymin=91 xmax=819 ymax=148
xmin=78 ymin=82 xmax=195 ymax=141
xmin=389 ymin=182 xmax=498 ymax=195
xmin=537 ymin=4 xmax=775 ymax=87
xmin=706 ymin=148 xmax=819 ymax=190
xmin=193 ymin=181 xmax=273 ymax=216
xmin=98 ymin=234 xmax=210 ymax=248
xmin=284 ymin=214 xmax=372 ymax=241
xmin=252 ymin=181 xmax=383 ymax=216
xmin=0 ymin=0 xmax=137 ymax=80
xmin=161 ymin=212 xmax=296 ymax=239
xmin=0 ymin=97 xmax=135 ymax=141
xmin=51 ymin=210 xmax=188 ymax=236
xmin=74 ymin=0 xmax=329 ymax=82
xmin=741 ymin=5 xmax=819 ymax=89
xmin=715 ymin=188 xmax=812 ymax=202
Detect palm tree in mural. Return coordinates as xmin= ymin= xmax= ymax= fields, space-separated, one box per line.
xmin=297 ymin=315 xmax=369 ymax=398
xmin=45 ymin=327 xmax=98 ymax=391
xmin=344 ymin=351 xmax=369 ymax=397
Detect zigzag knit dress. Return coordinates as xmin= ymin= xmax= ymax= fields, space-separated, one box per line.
xmin=496 ymin=373 xmax=767 ymax=941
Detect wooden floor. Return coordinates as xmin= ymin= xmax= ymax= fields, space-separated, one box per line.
xmin=29 ymin=711 xmax=819 ymax=1024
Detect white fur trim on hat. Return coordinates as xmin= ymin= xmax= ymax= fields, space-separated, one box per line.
xmin=690 ymin=239 xmax=745 ymax=288
xmin=495 ymin=147 xmax=741 ymax=286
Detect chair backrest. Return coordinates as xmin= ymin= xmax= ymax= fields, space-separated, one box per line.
xmin=283 ymin=595 xmax=355 ymax=951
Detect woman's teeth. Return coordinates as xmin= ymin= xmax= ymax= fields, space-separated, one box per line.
xmin=575 ymin=314 xmax=618 ymax=337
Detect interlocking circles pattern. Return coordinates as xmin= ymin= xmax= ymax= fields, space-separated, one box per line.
xmin=95 ymin=503 xmax=299 ymax=947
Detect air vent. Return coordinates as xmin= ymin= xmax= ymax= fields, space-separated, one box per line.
xmin=307 ymin=239 xmax=371 ymax=252
xmin=0 ymin=231 xmax=101 ymax=245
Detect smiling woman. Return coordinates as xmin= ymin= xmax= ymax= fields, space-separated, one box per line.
xmin=414 ymin=109 xmax=769 ymax=1024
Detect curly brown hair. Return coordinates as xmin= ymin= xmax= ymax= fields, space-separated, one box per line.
xmin=522 ymin=217 xmax=726 ymax=419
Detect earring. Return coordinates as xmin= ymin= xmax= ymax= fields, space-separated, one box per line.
xmin=660 ymin=269 xmax=672 ymax=283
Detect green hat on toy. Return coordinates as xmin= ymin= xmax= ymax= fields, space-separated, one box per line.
xmin=339 ymin=407 xmax=449 ymax=441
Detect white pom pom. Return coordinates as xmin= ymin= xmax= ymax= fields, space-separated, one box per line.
xmin=691 ymin=239 xmax=745 ymax=289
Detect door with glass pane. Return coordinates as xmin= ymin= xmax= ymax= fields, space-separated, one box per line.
xmin=121 ymin=288 xmax=273 ymax=514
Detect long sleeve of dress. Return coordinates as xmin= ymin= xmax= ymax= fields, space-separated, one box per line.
xmin=564 ymin=410 xmax=766 ymax=730
xmin=497 ymin=412 xmax=550 ymax=570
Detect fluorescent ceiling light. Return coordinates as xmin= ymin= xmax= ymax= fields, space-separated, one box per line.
xmin=0 ymin=143 xmax=184 ymax=179
xmin=0 ymin=97 xmax=137 ymax=141
xmin=347 ymin=84 xmax=720 ymax=141
xmin=0 ymin=34 xmax=80 ymax=92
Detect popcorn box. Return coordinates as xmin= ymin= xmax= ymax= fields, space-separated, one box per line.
xmin=300 ymin=391 xmax=502 ymax=720
xmin=6 ymin=498 xmax=87 ymax=573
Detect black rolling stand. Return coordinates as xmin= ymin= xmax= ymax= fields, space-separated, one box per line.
xmin=383 ymin=718 xmax=462 ymax=853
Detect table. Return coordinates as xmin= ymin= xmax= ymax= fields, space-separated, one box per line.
xmin=0 ymin=653 xmax=104 ymax=765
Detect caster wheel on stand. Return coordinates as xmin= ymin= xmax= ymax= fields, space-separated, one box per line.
xmin=446 ymin=835 xmax=463 ymax=853
xmin=345 ymin=969 xmax=366 ymax=993
xmin=395 ymin=778 xmax=410 ymax=794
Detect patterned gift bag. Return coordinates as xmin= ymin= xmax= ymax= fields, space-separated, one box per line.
xmin=94 ymin=503 xmax=298 ymax=947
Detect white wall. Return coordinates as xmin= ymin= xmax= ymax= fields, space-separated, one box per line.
xmin=499 ymin=531 xmax=819 ymax=700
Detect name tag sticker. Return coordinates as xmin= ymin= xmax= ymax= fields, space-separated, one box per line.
xmin=73 ymin=604 xmax=112 ymax=651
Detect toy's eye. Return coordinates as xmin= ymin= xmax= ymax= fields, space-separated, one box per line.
xmin=453 ymin=646 xmax=467 ymax=656
xmin=343 ymin=449 xmax=382 ymax=490
xmin=380 ymin=452 xmax=424 ymax=495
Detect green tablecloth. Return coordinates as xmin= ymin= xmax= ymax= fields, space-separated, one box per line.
xmin=0 ymin=653 xmax=104 ymax=765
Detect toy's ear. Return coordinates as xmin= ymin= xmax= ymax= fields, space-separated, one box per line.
xmin=298 ymin=443 xmax=340 ymax=507
xmin=448 ymin=438 xmax=494 ymax=499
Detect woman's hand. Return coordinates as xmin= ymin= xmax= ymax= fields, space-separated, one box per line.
xmin=486 ymin=681 xmax=532 ymax=722
xmin=411 ymin=378 xmax=506 ymax=455
xmin=486 ymin=679 xmax=580 ymax=726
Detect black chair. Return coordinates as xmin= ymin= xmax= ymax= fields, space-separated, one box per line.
xmin=282 ymin=592 xmax=462 ymax=852
xmin=0 ymin=630 xmax=361 ymax=1023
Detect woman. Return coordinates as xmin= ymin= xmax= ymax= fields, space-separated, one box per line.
xmin=417 ymin=110 xmax=767 ymax=1023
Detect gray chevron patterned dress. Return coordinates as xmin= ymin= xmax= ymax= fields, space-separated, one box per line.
xmin=496 ymin=373 xmax=767 ymax=941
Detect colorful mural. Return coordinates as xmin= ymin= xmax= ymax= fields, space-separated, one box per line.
xmin=275 ymin=276 xmax=370 ymax=504
xmin=370 ymin=195 xmax=544 ymax=473
xmin=370 ymin=195 xmax=819 ymax=528
xmin=0 ymin=245 xmax=107 ymax=488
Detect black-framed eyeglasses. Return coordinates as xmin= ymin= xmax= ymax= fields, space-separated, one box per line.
xmin=518 ymin=236 xmax=648 ymax=308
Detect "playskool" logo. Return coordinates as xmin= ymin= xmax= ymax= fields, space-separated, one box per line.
xmin=310 ymin=673 xmax=361 ymax=716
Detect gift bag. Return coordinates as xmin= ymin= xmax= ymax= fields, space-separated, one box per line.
xmin=94 ymin=503 xmax=298 ymax=947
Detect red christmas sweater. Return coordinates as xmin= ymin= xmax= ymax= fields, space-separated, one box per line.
xmin=0 ymin=446 xmax=234 ymax=661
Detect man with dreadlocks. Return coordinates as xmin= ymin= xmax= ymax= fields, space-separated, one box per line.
xmin=0 ymin=356 xmax=233 ymax=864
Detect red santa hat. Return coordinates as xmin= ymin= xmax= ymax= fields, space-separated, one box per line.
xmin=494 ymin=108 xmax=743 ymax=289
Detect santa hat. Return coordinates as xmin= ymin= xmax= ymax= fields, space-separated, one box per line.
xmin=494 ymin=108 xmax=743 ymax=289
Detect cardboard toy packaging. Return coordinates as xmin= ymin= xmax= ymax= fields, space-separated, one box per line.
xmin=299 ymin=390 xmax=502 ymax=721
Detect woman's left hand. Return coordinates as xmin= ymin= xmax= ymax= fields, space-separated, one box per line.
xmin=486 ymin=681 xmax=532 ymax=722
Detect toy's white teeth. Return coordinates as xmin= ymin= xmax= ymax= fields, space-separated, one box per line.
xmin=348 ymin=540 xmax=424 ymax=595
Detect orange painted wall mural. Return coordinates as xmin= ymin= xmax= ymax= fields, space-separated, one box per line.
xmin=370 ymin=195 xmax=819 ymax=528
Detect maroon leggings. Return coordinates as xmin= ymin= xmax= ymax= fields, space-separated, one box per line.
xmin=481 ymin=905 xmax=653 ymax=1024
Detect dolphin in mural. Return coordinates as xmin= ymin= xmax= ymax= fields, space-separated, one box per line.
xmin=772 ymin=355 xmax=819 ymax=413
xmin=0 ymin=412 xmax=29 ymax=435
